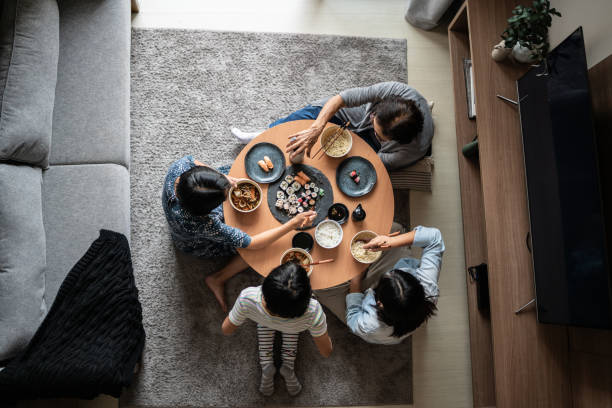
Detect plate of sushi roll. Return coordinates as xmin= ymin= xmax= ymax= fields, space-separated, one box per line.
xmin=335 ymin=156 xmax=377 ymax=197
xmin=244 ymin=142 xmax=286 ymax=183
xmin=267 ymin=164 xmax=334 ymax=230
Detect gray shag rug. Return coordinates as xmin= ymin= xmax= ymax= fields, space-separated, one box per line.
xmin=123 ymin=28 xmax=411 ymax=408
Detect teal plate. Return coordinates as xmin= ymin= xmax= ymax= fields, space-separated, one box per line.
xmin=244 ymin=142 xmax=286 ymax=183
xmin=336 ymin=156 xmax=377 ymax=197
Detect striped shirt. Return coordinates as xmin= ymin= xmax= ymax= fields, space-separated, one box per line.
xmin=229 ymin=286 xmax=327 ymax=337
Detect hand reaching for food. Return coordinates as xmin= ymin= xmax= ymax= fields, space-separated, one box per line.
xmin=362 ymin=235 xmax=394 ymax=252
xmin=225 ymin=175 xmax=240 ymax=188
xmin=291 ymin=210 xmax=317 ymax=229
xmin=285 ymin=124 xmax=324 ymax=159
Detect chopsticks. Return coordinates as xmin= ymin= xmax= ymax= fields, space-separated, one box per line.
xmin=305 ymin=258 xmax=335 ymax=267
xmin=312 ymin=121 xmax=350 ymax=160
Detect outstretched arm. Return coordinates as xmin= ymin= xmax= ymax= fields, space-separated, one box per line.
xmin=247 ymin=211 xmax=316 ymax=250
xmin=285 ymin=94 xmax=345 ymax=159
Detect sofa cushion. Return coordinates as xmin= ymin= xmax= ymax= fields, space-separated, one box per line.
xmin=50 ymin=0 xmax=130 ymax=168
xmin=42 ymin=163 xmax=130 ymax=305
xmin=0 ymin=0 xmax=59 ymax=168
xmin=0 ymin=163 xmax=47 ymax=362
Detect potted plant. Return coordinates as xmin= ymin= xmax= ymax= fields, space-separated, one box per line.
xmin=494 ymin=0 xmax=561 ymax=63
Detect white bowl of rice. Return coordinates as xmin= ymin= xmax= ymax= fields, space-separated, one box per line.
xmin=314 ymin=219 xmax=343 ymax=249
xmin=320 ymin=125 xmax=352 ymax=158
xmin=350 ymin=230 xmax=382 ymax=264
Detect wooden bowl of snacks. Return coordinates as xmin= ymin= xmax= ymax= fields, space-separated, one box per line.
xmin=350 ymin=230 xmax=382 ymax=264
xmin=320 ymin=125 xmax=352 ymax=158
xmin=280 ymin=247 xmax=314 ymax=276
xmin=229 ymin=179 xmax=263 ymax=213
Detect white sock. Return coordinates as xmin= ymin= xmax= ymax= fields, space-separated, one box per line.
xmin=231 ymin=127 xmax=263 ymax=144
xmin=280 ymin=365 xmax=302 ymax=396
xmin=260 ymin=364 xmax=276 ymax=396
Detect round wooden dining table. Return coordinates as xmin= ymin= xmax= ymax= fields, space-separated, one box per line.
xmin=223 ymin=120 xmax=394 ymax=290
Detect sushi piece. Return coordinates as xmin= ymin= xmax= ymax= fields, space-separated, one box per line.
xmin=308 ymin=199 xmax=315 ymax=206
xmin=277 ymin=191 xmax=285 ymax=200
xmin=294 ymin=175 xmax=306 ymax=186
xmin=311 ymin=192 xmax=317 ymax=198
xmin=275 ymin=199 xmax=283 ymax=209
xmin=289 ymin=194 xmax=297 ymax=202
xmin=284 ymin=175 xmax=294 ymax=183
xmin=286 ymin=187 xmax=294 ymax=195
xmin=289 ymin=206 xmax=297 ymax=215
xmin=258 ymin=160 xmax=269 ymax=172
xmin=283 ymin=202 xmax=290 ymax=210
xmin=297 ymin=197 xmax=303 ymax=203
xmin=350 ymin=170 xmax=358 ymax=178
xmin=263 ymin=156 xmax=274 ymax=169
xmin=297 ymin=206 xmax=304 ymax=213
xmin=302 ymin=201 xmax=309 ymax=208
xmin=319 ymin=188 xmax=325 ymax=197
xmin=297 ymin=171 xmax=311 ymax=183
xmin=291 ymin=181 xmax=301 ymax=191
xmin=354 ymin=176 xmax=360 ymax=184
xmin=305 ymin=189 xmax=311 ymax=196
xmin=313 ymin=186 xmax=319 ymax=193
xmin=280 ymin=181 xmax=288 ymax=190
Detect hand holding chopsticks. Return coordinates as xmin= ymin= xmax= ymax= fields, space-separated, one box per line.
xmin=362 ymin=231 xmax=401 ymax=251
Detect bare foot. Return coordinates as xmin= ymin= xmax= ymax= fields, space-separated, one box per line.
xmin=205 ymin=275 xmax=228 ymax=313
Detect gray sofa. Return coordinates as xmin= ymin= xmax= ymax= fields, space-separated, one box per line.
xmin=0 ymin=0 xmax=130 ymax=362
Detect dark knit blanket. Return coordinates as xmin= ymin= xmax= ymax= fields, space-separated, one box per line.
xmin=0 ymin=230 xmax=145 ymax=400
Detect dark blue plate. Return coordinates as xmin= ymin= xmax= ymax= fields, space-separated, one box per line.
xmin=336 ymin=156 xmax=377 ymax=197
xmin=244 ymin=142 xmax=286 ymax=183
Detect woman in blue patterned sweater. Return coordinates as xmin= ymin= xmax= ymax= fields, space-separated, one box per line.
xmin=162 ymin=156 xmax=316 ymax=312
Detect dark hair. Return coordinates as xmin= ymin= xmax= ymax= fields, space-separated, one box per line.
xmin=372 ymin=97 xmax=424 ymax=145
xmin=262 ymin=262 xmax=312 ymax=318
xmin=176 ymin=166 xmax=230 ymax=216
xmin=374 ymin=269 xmax=437 ymax=337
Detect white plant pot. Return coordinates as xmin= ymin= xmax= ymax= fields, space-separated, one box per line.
xmin=512 ymin=43 xmax=538 ymax=63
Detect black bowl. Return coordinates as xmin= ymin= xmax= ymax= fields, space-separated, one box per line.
xmin=292 ymin=232 xmax=314 ymax=252
xmin=328 ymin=203 xmax=349 ymax=225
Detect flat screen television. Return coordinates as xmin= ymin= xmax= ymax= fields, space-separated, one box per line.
xmin=517 ymin=27 xmax=612 ymax=329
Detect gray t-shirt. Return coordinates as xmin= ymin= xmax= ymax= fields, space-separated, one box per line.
xmin=312 ymin=82 xmax=434 ymax=170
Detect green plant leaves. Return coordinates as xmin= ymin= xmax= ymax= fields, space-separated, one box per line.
xmin=501 ymin=0 xmax=561 ymax=59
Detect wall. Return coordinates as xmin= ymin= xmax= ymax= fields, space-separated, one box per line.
xmin=549 ymin=0 xmax=612 ymax=68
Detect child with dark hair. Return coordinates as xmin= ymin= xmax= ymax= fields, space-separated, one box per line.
xmin=345 ymin=226 xmax=443 ymax=344
xmin=162 ymin=156 xmax=316 ymax=311
xmin=222 ymin=262 xmax=333 ymax=396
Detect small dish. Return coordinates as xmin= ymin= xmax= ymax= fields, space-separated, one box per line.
xmin=336 ymin=156 xmax=377 ymax=197
xmin=229 ymin=179 xmax=263 ymax=213
xmin=292 ymin=232 xmax=314 ymax=252
xmin=314 ymin=219 xmax=343 ymax=249
xmin=320 ymin=125 xmax=352 ymax=158
xmin=327 ymin=203 xmax=349 ymax=225
xmin=280 ymin=247 xmax=314 ymax=276
xmin=350 ymin=230 xmax=382 ymax=264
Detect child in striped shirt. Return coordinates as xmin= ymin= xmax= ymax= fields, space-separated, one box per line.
xmin=222 ymin=262 xmax=333 ymax=396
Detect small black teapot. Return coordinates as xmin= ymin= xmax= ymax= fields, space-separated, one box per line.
xmin=352 ymin=203 xmax=366 ymax=221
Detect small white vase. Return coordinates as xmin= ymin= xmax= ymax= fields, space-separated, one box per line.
xmin=491 ymin=40 xmax=512 ymax=62
xmin=512 ymin=43 xmax=537 ymax=63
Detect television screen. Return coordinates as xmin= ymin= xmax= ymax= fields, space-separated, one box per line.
xmin=517 ymin=27 xmax=612 ymax=328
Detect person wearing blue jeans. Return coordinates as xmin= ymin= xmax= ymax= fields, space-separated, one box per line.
xmin=231 ymin=82 xmax=434 ymax=171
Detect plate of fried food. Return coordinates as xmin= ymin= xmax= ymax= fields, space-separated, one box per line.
xmin=244 ymin=142 xmax=286 ymax=183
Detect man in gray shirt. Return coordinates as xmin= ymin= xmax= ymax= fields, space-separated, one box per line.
xmin=232 ymin=82 xmax=434 ymax=170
